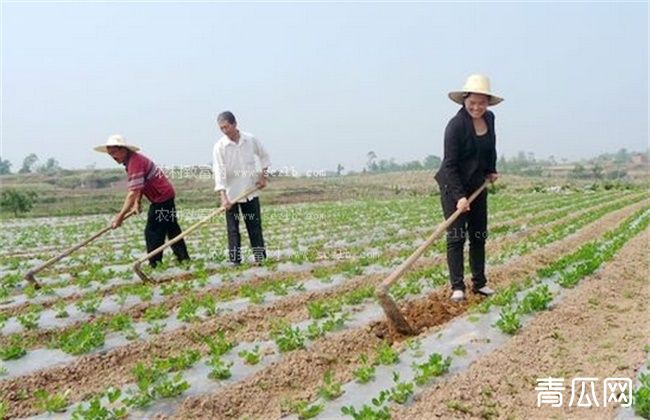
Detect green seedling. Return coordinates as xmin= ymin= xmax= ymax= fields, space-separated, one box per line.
xmin=205 ymin=331 xmax=235 ymax=356
xmin=344 ymin=286 xmax=375 ymax=305
xmin=292 ymin=400 xmax=324 ymax=419
xmin=490 ymin=285 xmax=518 ymax=306
xmin=270 ymin=280 xmax=292 ymax=296
xmin=495 ymin=306 xmax=521 ymax=335
xmin=0 ymin=334 xmax=27 ymax=360
xmin=200 ymin=295 xmax=218 ymax=316
xmin=122 ymin=388 xmax=155 ymax=409
xmin=518 ymin=284 xmax=553 ymax=313
xmin=271 ymin=321 xmax=305 ymax=352
xmin=318 ymin=370 xmax=344 ymax=400
xmin=412 ymin=353 xmax=452 ymax=385
xmin=353 ymin=354 xmax=376 ymax=384
xmin=105 ymin=386 xmax=122 ymax=404
xmin=34 ymin=389 xmax=71 ymax=413
xmin=390 ymin=276 xmax=422 ymax=299
xmin=240 ymin=284 xmax=265 ymax=304
xmin=75 ymin=293 xmax=102 ymax=314
xmin=17 ymin=310 xmax=41 ymax=330
xmin=54 ymin=302 xmax=69 ymax=318
xmin=177 ymin=296 xmax=200 ymax=323
xmin=160 ymin=282 xmax=180 ymax=297
xmin=71 ymin=396 xmax=127 ymax=419
xmin=153 ymin=373 xmax=190 ymax=398
xmin=238 ymin=345 xmax=262 ymax=365
xmin=307 ymin=299 xmax=341 ymax=319
xmin=633 ymin=372 xmax=650 ymax=418
xmin=24 ymin=284 xmax=38 ymax=298
xmin=146 ymin=321 xmax=166 ymax=335
xmin=153 ymin=350 xmax=201 ymax=372
xmin=207 ymin=355 xmax=233 ymax=380
xmin=341 ymin=404 xmax=390 ymax=419
xmin=108 ymin=314 xmax=133 ymax=332
xmin=405 ymin=338 xmax=424 ymax=358
xmin=114 ymin=289 xmax=130 ymax=307
xmin=143 ymin=306 xmax=169 ymax=322
xmin=372 ymin=372 xmax=414 ymax=405
xmin=452 ymin=345 xmax=467 ymax=357
xmin=57 ymin=324 xmax=106 ymax=355
xmin=306 ymin=313 xmax=349 ymax=339
xmin=374 ymin=341 xmax=399 ymax=366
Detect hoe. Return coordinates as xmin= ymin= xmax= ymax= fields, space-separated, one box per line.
xmin=133 ymin=186 xmax=261 ymax=283
xmin=24 ymin=210 xmax=137 ymax=289
xmin=376 ymin=180 xmax=490 ymax=335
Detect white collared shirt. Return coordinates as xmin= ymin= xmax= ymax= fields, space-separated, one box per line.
xmin=212 ymin=131 xmax=271 ymax=202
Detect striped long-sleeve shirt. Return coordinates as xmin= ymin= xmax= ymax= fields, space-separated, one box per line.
xmin=125 ymin=152 xmax=175 ymax=203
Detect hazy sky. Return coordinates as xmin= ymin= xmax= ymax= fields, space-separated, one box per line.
xmin=1 ymin=1 xmax=648 ymax=173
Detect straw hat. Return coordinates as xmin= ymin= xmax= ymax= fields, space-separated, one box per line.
xmin=94 ymin=134 xmax=140 ymax=153
xmin=448 ymin=74 xmax=503 ymax=106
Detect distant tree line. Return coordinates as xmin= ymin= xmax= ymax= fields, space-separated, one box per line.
xmin=0 ymin=153 xmax=62 ymax=175
xmin=364 ymin=151 xmax=442 ymax=173
xmin=355 ymin=148 xmax=646 ymax=180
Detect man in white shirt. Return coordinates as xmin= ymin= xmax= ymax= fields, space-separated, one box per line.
xmin=213 ymin=111 xmax=271 ymax=265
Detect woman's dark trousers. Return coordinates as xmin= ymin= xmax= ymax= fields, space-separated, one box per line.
xmin=440 ymin=188 xmax=488 ymax=291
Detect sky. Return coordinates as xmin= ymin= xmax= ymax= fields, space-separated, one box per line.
xmin=1 ymin=1 xmax=648 ymax=174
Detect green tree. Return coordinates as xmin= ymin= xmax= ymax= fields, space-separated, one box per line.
xmin=19 ymin=153 xmax=38 ymax=174
xmin=423 ymin=155 xmax=441 ymax=169
xmin=570 ymin=163 xmax=587 ymax=179
xmin=591 ymin=163 xmax=604 ymax=180
xmin=366 ymin=151 xmax=378 ymax=172
xmin=37 ymin=158 xmax=62 ymax=174
xmin=0 ymin=157 xmax=11 ymax=175
xmin=1 ymin=189 xmax=37 ymax=217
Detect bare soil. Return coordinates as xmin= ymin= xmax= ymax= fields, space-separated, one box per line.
xmin=392 ymin=228 xmax=649 ymax=420
xmin=171 ymin=202 xmax=647 ymax=418
xmin=2 ymin=201 xmax=645 ymax=418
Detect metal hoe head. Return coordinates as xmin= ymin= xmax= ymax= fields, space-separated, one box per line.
xmin=133 ymin=263 xmax=154 ymax=284
xmin=23 ymin=271 xmax=41 ymax=289
xmin=376 ymin=287 xmax=416 ymax=335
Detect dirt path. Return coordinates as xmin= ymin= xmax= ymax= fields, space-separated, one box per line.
xmin=393 ymin=227 xmax=650 ymax=419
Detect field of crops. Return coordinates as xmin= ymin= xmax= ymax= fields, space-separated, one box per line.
xmin=1 ymin=185 xmax=649 ymax=419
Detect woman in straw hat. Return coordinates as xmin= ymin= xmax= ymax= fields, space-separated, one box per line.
xmin=434 ymin=74 xmax=502 ymax=302
xmin=94 ymin=135 xmax=190 ymax=267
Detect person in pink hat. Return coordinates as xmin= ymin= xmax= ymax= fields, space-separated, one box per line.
xmin=434 ymin=74 xmax=503 ymax=302
xmin=94 ymin=135 xmax=190 ymax=267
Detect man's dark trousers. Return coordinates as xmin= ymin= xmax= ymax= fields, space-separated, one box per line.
xmin=225 ymin=197 xmax=266 ymax=264
xmin=145 ymin=198 xmax=190 ymax=267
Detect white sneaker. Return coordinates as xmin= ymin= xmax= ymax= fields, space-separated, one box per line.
xmin=451 ymin=290 xmax=465 ymax=302
xmin=474 ymin=286 xmax=495 ymax=296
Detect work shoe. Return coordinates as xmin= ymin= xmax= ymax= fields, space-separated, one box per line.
xmin=474 ymin=286 xmax=495 ymax=296
xmin=450 ymin=290 xmax=465 ymax=302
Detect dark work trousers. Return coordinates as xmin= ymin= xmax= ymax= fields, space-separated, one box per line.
xmin=440 ymin=188 xmax=488 ymax=291
xmin=225 ymin=197 xmax=266 ymax=264
xmin=145 ymin=198 xmax=190 ymax=267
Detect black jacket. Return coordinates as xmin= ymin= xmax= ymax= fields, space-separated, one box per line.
xmin=434 ymin=107 xmax=497 ymax=203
